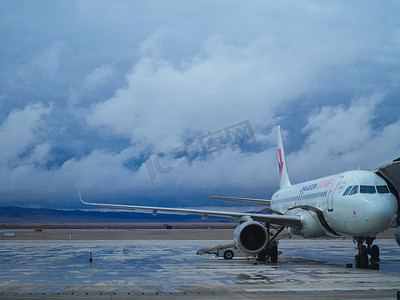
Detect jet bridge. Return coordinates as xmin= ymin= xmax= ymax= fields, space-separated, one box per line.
xmin=374 ymin=157 xmax=400 ymax=226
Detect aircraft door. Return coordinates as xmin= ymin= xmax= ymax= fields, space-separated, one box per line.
xmin=327 ymin=176 xmax=344 ymax=212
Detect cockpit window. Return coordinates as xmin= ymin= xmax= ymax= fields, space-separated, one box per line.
xmin=343 ymin=186 xmax=353 ymax=196
xmin=360 ymin=185 xmax=376 ymax=194
xmin=376 ymin=185 xmax=390 ymax=194
xmin=349 ymin=185 xmax=359 ymax=195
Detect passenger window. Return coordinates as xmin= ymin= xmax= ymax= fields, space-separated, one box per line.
xmin=377 ymin=185 xmax=390 ymax=194
xmin=360 ymin=185 xmax=376 ymax=194
xmin=349 ymin=185 xmax=359 ymax=195
xmin=343 ymin=186 xmax=353 ymax=196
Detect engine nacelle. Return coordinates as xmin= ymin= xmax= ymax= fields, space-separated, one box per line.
xmin=395 ymin=227 xmax=400 ymax=247
xmin=233 ymin=221 xmax=268 ymax=255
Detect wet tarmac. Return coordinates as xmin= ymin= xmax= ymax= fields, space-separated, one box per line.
xmin=0 ymin=238 xmax=400 ymax=299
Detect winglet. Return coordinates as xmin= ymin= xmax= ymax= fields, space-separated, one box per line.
xmin=77 ymin=177 xmax=88 ymax=205
xmin=277 ymin=126 xmax=291 ymax=188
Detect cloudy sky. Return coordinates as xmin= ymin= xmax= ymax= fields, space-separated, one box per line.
xmin=1 ymin=1 xmax=400 ymax=209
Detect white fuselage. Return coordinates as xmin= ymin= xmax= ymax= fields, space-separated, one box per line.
xmin=270 ymin=170 xmax=398 ymax=238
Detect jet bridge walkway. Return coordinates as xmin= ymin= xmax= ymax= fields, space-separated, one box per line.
xmin=374 ymin=157 xmax=400 ymax=226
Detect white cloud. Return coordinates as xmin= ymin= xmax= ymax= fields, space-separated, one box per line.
xmin=87 ymin=31 xmax=361 ymax=153
xmin=302 ymin=93 xmax=384 ymax=155
xmin=287 ymin=94 xmax=400 ymax=182
xmin=83 ymin=65 xmax=115 ymax=91
xmin=0 ymin=103 xmax=53 ymax=203
xmin=0 ymin=103 xmax=52 ymax=165
xmin=138 ymin=26 xmax=170 ymax=58
xmin=69 ymin=64 xmax=116 ymax=106
xmin=30 ymin=42 xmax=65 ymax=74
xmin=26 ymin=142 xmax=52 ymax=166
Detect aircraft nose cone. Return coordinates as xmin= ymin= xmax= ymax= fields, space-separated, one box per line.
xmin=363 ymin=199 xmax=397 ymax=234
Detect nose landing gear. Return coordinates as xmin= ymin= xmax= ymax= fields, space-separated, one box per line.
xmin=354 ymin=237 xmax=380 ymax=269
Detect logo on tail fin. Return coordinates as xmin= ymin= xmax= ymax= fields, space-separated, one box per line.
xmin=278 ymin=148 xmax=284 ymax=181
xmin=277 ymin=126 xmax=291 ymax=188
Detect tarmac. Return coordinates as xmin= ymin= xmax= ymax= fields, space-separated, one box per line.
xmin=0 ymin=228 xmax=400 ymax=299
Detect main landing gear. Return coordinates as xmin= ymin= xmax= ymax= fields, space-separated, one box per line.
xmin=353 ymin=237 xmax=380 ymax=269
xmin=256 ymin=224 xmax=284 ymax=263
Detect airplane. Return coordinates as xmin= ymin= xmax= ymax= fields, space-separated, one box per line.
xmin=80 ymin=126 xmax=400 ymax=268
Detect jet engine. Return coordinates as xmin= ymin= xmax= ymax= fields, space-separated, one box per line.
xmin=233 ymin=221 xmax=268 ymax=254
xmin=395 ymin=227 xmax=400 ymax=247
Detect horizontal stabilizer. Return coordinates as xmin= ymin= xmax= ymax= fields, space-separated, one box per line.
xmin=211 ymin=196 xmax=271 ymax=206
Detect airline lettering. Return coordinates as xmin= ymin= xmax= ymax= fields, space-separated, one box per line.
xmin=300 ymin=179 xmax=334 ymax=193
xmin=300 ymin=183 xmax=318 ymax=192
xmin=316 ymin=179 xmax=334 ymax=189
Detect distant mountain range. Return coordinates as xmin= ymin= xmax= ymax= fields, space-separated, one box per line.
xmin=0 ymin=206 xmax=234 ymax=224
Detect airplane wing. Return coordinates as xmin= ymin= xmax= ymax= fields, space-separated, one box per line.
xmin=211 ymin=196 xmax=271 ymax=206
xmin=79 ymin=193 xmax=301 ymax=228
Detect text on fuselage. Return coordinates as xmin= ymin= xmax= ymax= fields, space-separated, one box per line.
xmin=300 ymin=179 xmax=334 ymax=193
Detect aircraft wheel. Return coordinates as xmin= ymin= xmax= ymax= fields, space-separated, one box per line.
xmin=360 ymin=245 xmax=369 ymax=268
xmin=223 ymin=250 xmax=234 ymax=260
xmin=354 ymin=254 xmax=361 ymax=268
xmin=370 ymin=262 xmax=380 ymax=270
xmin=270 ymin=244 xmax=278 ymax=263
xmin=370 ymin=245 xmax=380 ymax=261
xmin=257 ymin=248 xmax=268 ymax=261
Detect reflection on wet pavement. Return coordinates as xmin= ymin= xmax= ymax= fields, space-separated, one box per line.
xmin=0 ymin=239 xmax=399 ymax=295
